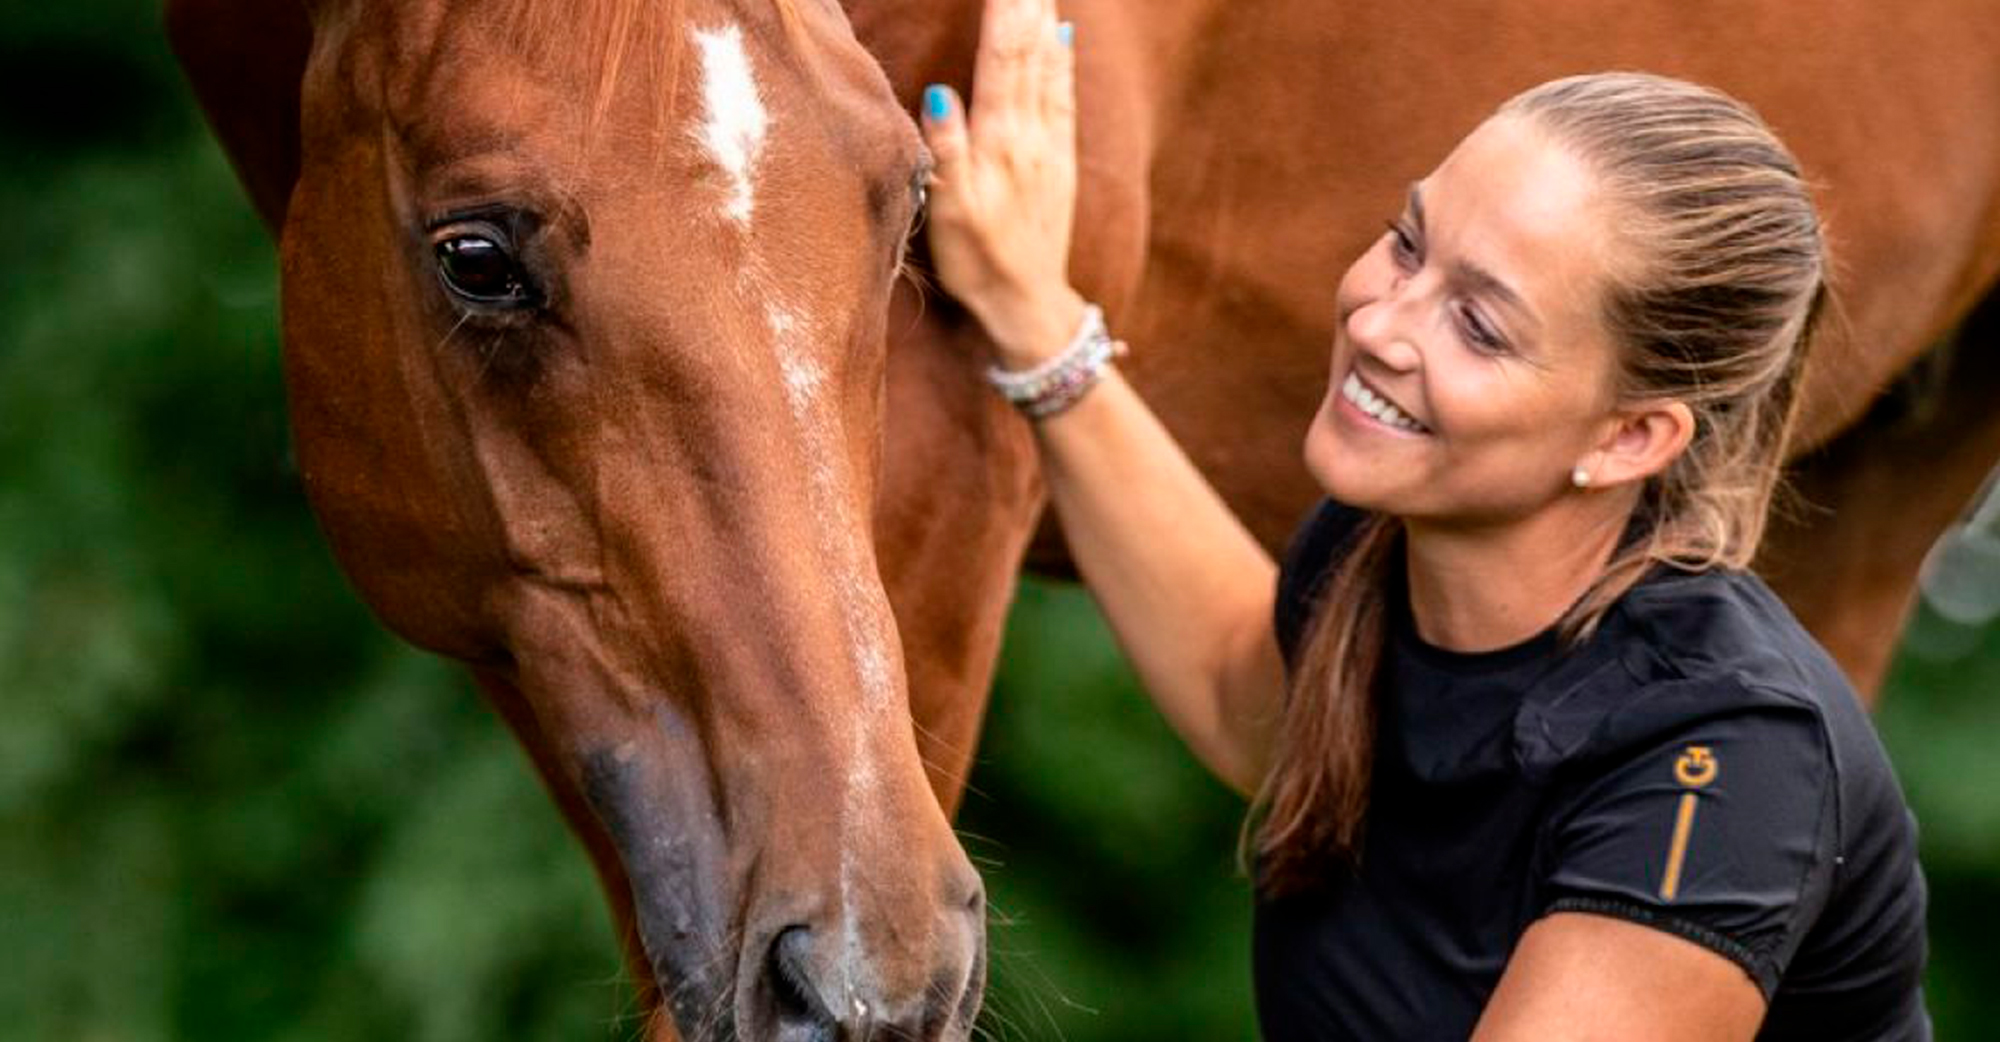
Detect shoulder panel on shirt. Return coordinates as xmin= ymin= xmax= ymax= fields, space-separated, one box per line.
xmin=1512 ymin=569 xmax=1860 ymax=777
xmin=1535 ymin=689 xmax=1839 ymax=997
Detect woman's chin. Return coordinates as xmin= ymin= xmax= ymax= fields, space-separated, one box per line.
xmin=1304 ymin=412 xmax=1414 ymax=513
xmin=1303 ymin=412 xmax=1365 ymax=505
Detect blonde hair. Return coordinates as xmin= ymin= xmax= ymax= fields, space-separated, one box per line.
xmin=1253 ymin=73 xmax=1828 ymax=895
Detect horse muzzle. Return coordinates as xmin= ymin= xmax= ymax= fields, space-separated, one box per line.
xmin=582 ymin=724 xmax=985 ymax=1042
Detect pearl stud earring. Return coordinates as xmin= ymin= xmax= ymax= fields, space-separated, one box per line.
xmin=1571 ymin=466 xmax=1591 ymax=489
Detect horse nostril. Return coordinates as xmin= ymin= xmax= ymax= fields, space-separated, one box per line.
xmin=759 ymin=906 xmax=979 ymax=1041
xmin=955 ymin=870 xmax=986 ymax=917
xmin=768 ymin=925 xmax=830 ymax=1030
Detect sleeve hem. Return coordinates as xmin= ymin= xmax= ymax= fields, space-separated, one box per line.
xmin=1543 ymin=895 xmax=1777 ymax=999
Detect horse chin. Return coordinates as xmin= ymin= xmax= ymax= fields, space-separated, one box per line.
xmin=578 ymin=741 xmax=738 ymax=1035
xmin=633 ymin=878 xmax=736 ymax=1041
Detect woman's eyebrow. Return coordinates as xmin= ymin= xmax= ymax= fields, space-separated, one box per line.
xmin=1455 ymin=260 xmax=1530 ymax=320
xmin=1410 ymin=182 xmax=1538 ymax=331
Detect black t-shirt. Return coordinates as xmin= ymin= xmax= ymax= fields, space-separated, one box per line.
xmin=1254 ymin=500 xmax=1929 ymax=1041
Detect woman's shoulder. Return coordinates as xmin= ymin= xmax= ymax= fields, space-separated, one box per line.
xmin=1516 ymin=568 xmax=1909 ymax=832
xmin=1615 ymin=567 xmax=1847 ymax=697
xmin=1522 ymin=569 xmax=1923 ymax=1004
xmin=1517 ymin=568 xmax=1872 ymax=777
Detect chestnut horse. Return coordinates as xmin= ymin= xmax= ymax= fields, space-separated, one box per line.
xmin=169 ymin=1 xmax=982 ymax=1040
xmin=171 ymin=0 xmax=2000 ymax=1039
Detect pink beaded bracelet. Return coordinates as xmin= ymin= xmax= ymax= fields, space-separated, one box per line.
xmin=984 ymin=304 xmax=1128 ymax=419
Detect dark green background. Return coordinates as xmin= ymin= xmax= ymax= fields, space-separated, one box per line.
xmin=4 ymin=6 xmax=1994 ymax=1038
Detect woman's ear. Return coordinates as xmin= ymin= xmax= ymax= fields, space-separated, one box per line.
xmin=1582 ymin=400 xmax=1695 ymax=488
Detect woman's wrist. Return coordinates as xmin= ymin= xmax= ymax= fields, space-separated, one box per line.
xmin=974 ymin=286 xmax=1090 ymax=372
xmin=984 ymin=302 xmax=1125 ymax=419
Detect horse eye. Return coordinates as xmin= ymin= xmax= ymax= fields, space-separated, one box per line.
xmin=431 ymin=225 xmax=536 ymax=307
xmin=910 ymin=162 xmax=932 ymax=219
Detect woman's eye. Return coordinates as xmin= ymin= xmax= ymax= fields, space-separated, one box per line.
xmin=1386 ymin=219 xmax=1421 ymax=270
xmin=1454 ymin=300 xmax=1506 ymax=352
xmin=430 ymin=222 xmax=538 ymax=308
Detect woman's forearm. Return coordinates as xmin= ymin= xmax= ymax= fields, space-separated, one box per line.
xmin=1031 ymin=362 xmax=1286 ymax=797
xmin=914 ymin=0 xmax=1285 ymax=795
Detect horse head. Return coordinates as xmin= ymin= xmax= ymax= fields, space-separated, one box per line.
xmin=197 ymin=0 xmax=980 ymax=1036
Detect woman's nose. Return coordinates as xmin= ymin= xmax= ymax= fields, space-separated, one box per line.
xmin=1345 ymin=288 xmax=1423 ymax=372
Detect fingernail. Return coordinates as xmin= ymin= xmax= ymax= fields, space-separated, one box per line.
xmin=924 ymin=84 xmax=951 ymax=121
xmin=1057 ymin=21 xmax=1075 ymax=48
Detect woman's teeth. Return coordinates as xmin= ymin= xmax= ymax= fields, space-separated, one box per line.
xmin=1341 ymin=373 xmax=1429 ymax=433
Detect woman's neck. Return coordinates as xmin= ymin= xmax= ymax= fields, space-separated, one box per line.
xmin=1402 ymin=495 xmax=1637 ymax=653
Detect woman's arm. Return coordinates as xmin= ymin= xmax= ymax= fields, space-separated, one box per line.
xmin=1473 ymin=913 xmax=1765 ymax=1041
xmin=1028 ymin=368 xmax=1288 ymax=796
xmin=919 ymin=0 xmax=1285 ymax=795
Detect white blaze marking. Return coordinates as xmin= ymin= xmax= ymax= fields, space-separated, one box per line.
xmin=692 ymin=25 xmax=769 ymax=225
xmin=706 ymin=26 xmax=895 ymax=1001
xmin=781 ymin=356 xmax=824 ymax=401
xmin=766 ymin=290 xmax=896 ymax=1011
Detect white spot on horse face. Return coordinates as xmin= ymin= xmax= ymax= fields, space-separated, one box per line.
xmin=764 ymin=303 xmax=798 ymax=338
xmin=692 ymin=24 xmax=769 ymax=226
xmin=764 ymin=300 xmax=892 ymax=715
xmin=767 ymin=303 xmax=824 ymax=406
xmin=781 ymin=357 xmax=825 ymax=403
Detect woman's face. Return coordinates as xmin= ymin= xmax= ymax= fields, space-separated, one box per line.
xmin=1304 ymin=114 xmax=1638 ymax=527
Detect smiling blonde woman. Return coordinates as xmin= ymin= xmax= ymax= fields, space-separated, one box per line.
xmin=916 ymin=1 xmax=1930 ymax=1039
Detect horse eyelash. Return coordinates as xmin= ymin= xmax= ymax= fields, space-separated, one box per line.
xmin=422 ymin=202 xmax=523 ymax=233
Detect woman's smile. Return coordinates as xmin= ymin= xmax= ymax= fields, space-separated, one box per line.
xmin=1335 ymin=368 xmax=1431 ymax=436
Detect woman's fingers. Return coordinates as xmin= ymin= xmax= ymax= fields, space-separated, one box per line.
xmin=1043 ymin=18 xmax=1076 ymax=125
xmin=919 ymin=0 xmax=1080 ymax=356
xmin=970 ymin=0 xmax=1041 ymax=133
xmin=943 ymin=0 xmax=1077 ymax=185
xmin=1020 ymin=1 xmax=1064 ymax=121
xmin=920 ymin=85 xmax=969 ymax=190
xmin=972 ymin=0 xmax=1070 ymax=140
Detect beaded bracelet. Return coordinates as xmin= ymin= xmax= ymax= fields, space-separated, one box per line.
xmin=985 ymin=304 xmax=1128 ymax=419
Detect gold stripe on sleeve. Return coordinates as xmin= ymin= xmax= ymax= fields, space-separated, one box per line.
xmin=1660 ymin=792 xmax=1699 ymax=901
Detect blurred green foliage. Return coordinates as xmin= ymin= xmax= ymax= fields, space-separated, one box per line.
xmin=0 ymin=4 xmax=1991 ymax=1039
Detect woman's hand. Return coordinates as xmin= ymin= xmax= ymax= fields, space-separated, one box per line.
xmin=919 ymin=4 xmax=1287 ymax=797
xmin=920 ymin=0 xmax=1087 ymax=369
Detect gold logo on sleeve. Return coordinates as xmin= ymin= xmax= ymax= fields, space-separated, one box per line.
xmin=1674 ymin=745 xmax=1718 ymax=788
xmin=1661 ymin=746 xmax=1718 ymax=900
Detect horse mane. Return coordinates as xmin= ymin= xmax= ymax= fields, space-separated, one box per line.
xmin=495 ymin=0 xmax=812 ymax=144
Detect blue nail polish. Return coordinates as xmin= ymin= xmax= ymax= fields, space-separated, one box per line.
xmin=1057 ymin=21 xmax=1074 ymax=48
xmin=924 ymin=85 xmax=950 ymax=121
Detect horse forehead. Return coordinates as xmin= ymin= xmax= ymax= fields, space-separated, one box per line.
xmin=691 ymin=24 xmax=771 ymax=226
xmin=347 ymin=6 xmax=913 ymax=186
xmin=686 ymin=12 xmax=922 ymax=176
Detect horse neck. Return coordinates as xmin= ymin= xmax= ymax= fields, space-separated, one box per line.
xmin=842 ymin=0 xmax=1228 ymax=112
